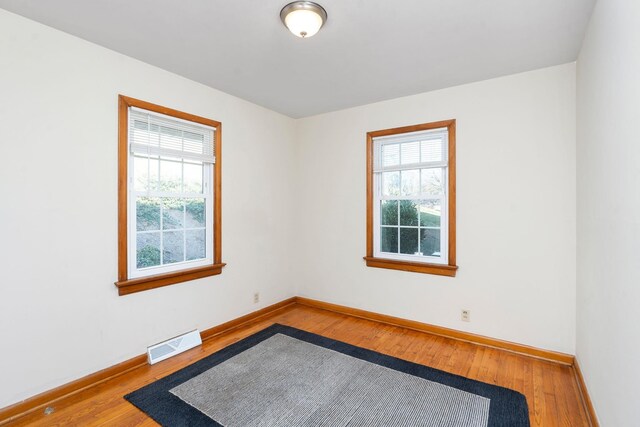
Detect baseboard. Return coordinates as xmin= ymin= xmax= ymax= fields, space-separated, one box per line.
xmin=573 ymin=358 xmax=599 ymax=427
xmin=0 ymin=297 xmax=297 ymax=425
xmin=0 ymin=354 xmax=148 ymax=426
xmin=295 ymin=296 xmax=575 ymax=365
xmin=200 ymin=297 xmax=297 ymax=341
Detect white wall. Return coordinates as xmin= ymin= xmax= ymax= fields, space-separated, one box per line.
xmin=576 ymin=0 xmax=640 ymax=425
xmin=0 ymin=10 xmax=297 ymax=408
xmin=294 ymin=64 xmax=577 ymax=354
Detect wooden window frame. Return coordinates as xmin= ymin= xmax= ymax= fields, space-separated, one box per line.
xmin=115 ymin=95 xmax=225 ymax=295
xmin=364 ymin=120 xmax=458 ymax=277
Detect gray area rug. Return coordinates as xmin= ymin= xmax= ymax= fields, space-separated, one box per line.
xmin=170 ymin=334 xmax=490 ymax=427
xmin=125 ymin=324 xmax=529 ymax=426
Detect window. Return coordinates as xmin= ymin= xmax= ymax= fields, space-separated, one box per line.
xmin=364 ymin=120 xmax=457 ymax=276
xmin=116 ymin=96 xmax=224 ymax=295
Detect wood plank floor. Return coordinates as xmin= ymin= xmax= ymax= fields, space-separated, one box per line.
xmin=3 ymin=304 xmax=589 ymax=426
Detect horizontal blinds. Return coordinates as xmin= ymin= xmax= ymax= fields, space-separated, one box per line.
xmin=374 ymin=128 xmax=447 ymax=172
xmin=129 ymin=107 xmax=216 ymax=163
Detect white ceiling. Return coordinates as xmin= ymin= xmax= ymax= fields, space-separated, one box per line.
xmin=0 ymin=0 xmax=595 ymax=118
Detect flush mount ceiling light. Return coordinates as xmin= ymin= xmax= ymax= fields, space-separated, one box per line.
xmin=280 ymin=1 xmax=327 ymax=38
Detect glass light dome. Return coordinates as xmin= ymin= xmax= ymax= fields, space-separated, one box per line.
xmin=280 ymin=2 xmax=327 ymax=38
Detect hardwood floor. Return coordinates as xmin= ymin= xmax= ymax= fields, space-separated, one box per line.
xmin=2 ymin=304 xmax=590 ymax=426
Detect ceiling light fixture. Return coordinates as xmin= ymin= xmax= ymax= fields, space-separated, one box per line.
xmin=280 ymin=1 xmax=327 ymax=38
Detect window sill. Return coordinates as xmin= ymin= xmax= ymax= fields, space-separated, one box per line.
xmin=363 ymin=257 xmax=457 ymax=277
xmin=115 ymin=263 xmax=226 ymax=295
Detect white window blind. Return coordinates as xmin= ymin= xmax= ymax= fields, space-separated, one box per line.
xmin=374 ymin=128 xmax=447 ymax=172
xmin=129 ymin=107 xmax=216 ymax=164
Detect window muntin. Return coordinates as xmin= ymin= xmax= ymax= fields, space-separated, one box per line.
xmin=373 ymin=128 xmax=449 ymax=265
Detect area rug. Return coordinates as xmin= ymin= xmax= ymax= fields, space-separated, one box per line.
xmin=125 ymin=324 xmax=529 ymax=426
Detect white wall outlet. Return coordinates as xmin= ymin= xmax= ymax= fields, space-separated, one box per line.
xmin=461 ymin=309 xmax=471 ymax=322
xmin=253 ymin=292 xmax=260 ymax=304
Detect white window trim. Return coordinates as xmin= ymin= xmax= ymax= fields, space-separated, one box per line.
xmin=372 ymin=128 xmax=449 ymax=265
xmin=126 ymin=107 xmax=215 ymax=279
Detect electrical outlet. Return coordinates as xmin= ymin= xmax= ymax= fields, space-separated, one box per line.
xmin=461 ymin=309 xmax=470 ymax=322
xmin=253 ymin=292 xmax=260 ymax=304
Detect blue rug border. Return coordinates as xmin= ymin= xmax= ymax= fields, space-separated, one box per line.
xmin=125 ymin=323 xmax=530 ymax=426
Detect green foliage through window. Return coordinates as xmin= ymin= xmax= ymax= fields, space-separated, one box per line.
xmin=137 ymin=245 xmax=161 ymax=268
xmin=380 ymin=199 xmax=441 ymax=257
xmin=135 ymin=197 xmax=207 ymax=268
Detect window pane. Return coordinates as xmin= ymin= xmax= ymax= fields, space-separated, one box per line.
xmin=136 ymin=197 xmax=161 ymax=231
xmin=184 ymin=162 xmax=203 ymax=193
xmin=401 ymin=169 xmax=419 ymax=196
xmin=382 ymin=171 xmax=400 ymax=196
xmin=421 ymin=138 xmax=443 ymax=163
xmin=183 ymin=131 xmax=205 ymax=156
xmin=419 ymin=200 xmax=441 ymax=227
xmin=186 ymin=229 xmax=206 ymax=261
xmin=162 ymin=198 xmax=184 ymax=230
xmin=159 ymin=126 xmax=182 ymax=152
xmin=382 ymin=144 xmax=399 ymax=167
xmin=400 ymin=141 xmax=420 ymax=164
xmin=163 ymin=231 xmax=184 ymax=264
xmin=421 ymin=168 xmax=443 ymax=195
xmin=400 ymin=228 xmax=419 ymax=254
xmin=136 ymin=232 xmax=161 ymax=268
xmin=131 ymin=123 xmax=150 ymax=139
xmin=380 ymin=227 xmax=398 ymax=253
xmin=149 ymin=157 xmax=159 ymax=191
xmin=159 ymin=158 xmax=182 ymax=192
xmin=135 ymin=123 xmax=160 ymax=147
xmin=420 ymin=228 xmax=441 ymax=256
xmin=381 ymin=200 xmax=398 ymax=225
xmin=133 ymin=156 xmax=148 ymax=191
xmin=186 ymin=198 xmax=206 ymax=228
xmin=399 ymin=199 xmax=419 ymax=226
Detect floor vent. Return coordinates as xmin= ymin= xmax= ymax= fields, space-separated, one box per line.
xmin=147 ymin=329 xmax=202 ymax=365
